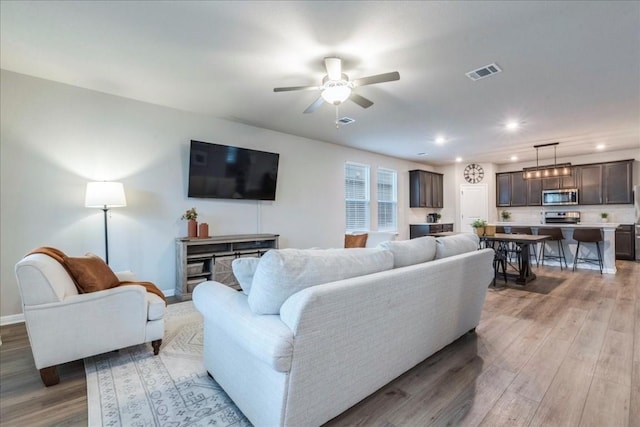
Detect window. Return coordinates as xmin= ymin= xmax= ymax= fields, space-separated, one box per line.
xmin=345 ymin=163 xmax=370 ymax=232
xmin=377 ymin=168 xmax=397 ymax=231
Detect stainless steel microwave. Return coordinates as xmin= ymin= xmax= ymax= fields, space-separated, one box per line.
xmin=542 ymin=189 xmax=578 ymax=206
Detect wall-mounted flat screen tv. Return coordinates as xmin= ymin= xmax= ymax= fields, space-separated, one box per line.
xmin=188 ymin=140 xmax=280 ymax=201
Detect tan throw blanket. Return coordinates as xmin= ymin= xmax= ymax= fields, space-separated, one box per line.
xmin=27 ymin=247 xmax=167 ymax=305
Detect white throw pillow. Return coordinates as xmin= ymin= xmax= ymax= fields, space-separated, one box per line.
xmin=435 ymin=233 xmax=479 ymax=259
xmin=378 ymin=236 xmax=437 ymax=268
xmin=232 ymin=257 xmax=261 ymax=295
xmin=248 ymin=248 xmax=394 ymax=315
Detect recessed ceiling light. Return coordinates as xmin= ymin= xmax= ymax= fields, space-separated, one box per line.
xmin=417 ymin=152 xmax=428 ymax=156
xmin=505 ymin=121 xmax=520 ymax=131
xmin=455 ymin=157 xmax=462 ymax=162
xmin=435 ymin=136 xmax=446 ymax=144
xmin=596 ymin=144 xmax=605 ymax=150
xmin=511 ymin=155 xmax=518 ymax=161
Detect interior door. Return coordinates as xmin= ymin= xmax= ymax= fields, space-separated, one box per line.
xmin=460 ymin=184 xmax=488 ymax=233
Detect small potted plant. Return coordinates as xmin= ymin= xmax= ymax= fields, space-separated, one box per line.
xmin=501 ymin=211 xmax=511 ymax=222
xmin=471 ymin=219 xmax=487 ymax=237
xmin=600 ymin=212 xmax=609 ymax=223
xmin=435 ymin=213 xmax=442 ymax=223
xmin=181 ymin=207 xmax=198 ymax=237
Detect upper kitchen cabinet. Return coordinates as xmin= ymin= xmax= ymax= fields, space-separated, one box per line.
xmin=496 ymin=172 xmax=527 ymax=206
xmin=577 ymin=160 xmax=634 ymax=205
xmin=578 ymin=164 xmax=603 ymax=205
xmin=542 ymin=167 xmax=577 ymax=190
xmin=496 ymin=173 xmax=511 ymax=207
xmin=603 ymin=160 xmax=633 ymax=204
xmin=409 ymin=170 xmax=443 ymax=208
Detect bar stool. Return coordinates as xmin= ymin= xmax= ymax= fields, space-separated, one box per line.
xmin=572 ymin=228 xmax=604 ymax=274
xmin=537 ymin=227 xmax=568 ymax=269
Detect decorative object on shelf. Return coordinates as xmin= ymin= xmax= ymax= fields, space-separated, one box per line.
xmin=181 ymin=208 xmax=198 ymax=238
xmin=522 ymin=142 xmax=571 ymax=179
xmin=85 ymin=181 xmax=127 ymax=265
xmin=435 ymin=213 xmax=442 ymax=223
xmin=600 ymin=212 xmax=609 ymax=223
xmin=463 ymin=163 xmax=484 ymax=183
xmin=471 ymin=219 xmax=488 ymax=236
xmin=199 ymin=223 xmax=209 ymax=238
xmin=501 ymin=211 xmax=511 ymax=221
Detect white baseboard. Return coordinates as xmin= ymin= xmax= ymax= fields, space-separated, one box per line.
xmin=1 ymin=313 xmax=25 ymax=326
xmin=1 ymin=288 xmax=175 ymax=326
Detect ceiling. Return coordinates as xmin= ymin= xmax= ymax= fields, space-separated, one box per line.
xmin=1 ymin=1 xmax=639 ymax=166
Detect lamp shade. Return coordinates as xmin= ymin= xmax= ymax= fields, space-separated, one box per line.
xmin=85 ymin=182 xmax=127 ymax=208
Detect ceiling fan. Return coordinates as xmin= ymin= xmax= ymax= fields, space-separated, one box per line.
xmin=273 ymin=57 xmax=400 ymax=114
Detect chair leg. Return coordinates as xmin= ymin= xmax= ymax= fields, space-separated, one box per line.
xmin=596 ymin=242 xmax=603 ymax=274
xmin=152 ymin=339 xmax=162 ymax=355
xmin=40 ymin=366 xmax=59 ymax=386
xmin=573 ymin=242 xmax=580 ymax=271
xmin=561 ymin=240 xmax=569 ymax=269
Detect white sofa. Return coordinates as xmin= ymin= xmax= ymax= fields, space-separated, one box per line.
xmin=193 ymin=234 xmax=493 ymax=427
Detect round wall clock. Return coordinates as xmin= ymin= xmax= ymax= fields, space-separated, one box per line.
xmin=464 ymin=163 xmax=484 ymax=183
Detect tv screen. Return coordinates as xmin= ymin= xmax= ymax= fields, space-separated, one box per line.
xmin=188 ymin=140 xmax=279 ymax=201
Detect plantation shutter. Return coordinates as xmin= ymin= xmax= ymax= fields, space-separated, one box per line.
xmin=345 ymin=163 xmax=370 ymax=232
xmin=377 ymin=168 xmax=397 ymax=231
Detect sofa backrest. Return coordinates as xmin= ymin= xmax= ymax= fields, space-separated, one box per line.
xmin=15 ymin=253 xmax=79 ymax=306
xmin=434 ymin=233 xmax=479 ymax=259
xmin=248 ymin=248 xmax=394 ymax=315
xmin=377 ymin=236 xmax=437 ymax=268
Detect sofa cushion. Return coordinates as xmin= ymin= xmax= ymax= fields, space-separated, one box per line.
xmin=64 ymin=253 xmax=120 ymax=293
xmin=435 ymin=233 xmax=479 ymax=259
xmin=344 ymin=233 xmax=368 ymax=248
xmin=248 ymin=248 xmax=394 ymax=315
xmin=378 ymin=236 xmax=437 ymax=268
xmin=232 ymin=257 xmax=261 ymax=295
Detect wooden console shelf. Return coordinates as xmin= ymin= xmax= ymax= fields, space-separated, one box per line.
xmin=175 ymin=233 xmax=279 ymax=300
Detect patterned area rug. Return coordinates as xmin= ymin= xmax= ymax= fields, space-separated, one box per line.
xmin=85 ymin=301 xmax=252 ymax=427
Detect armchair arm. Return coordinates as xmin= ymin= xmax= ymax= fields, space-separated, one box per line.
xmin=193 ymin=281 xmax=294 ymax=372
xmin=24 ymin=285 xmax=149 ymax=369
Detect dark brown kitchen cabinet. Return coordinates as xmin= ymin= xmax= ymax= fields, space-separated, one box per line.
xmin=410 ymin=223 xmax=454 ymax=239
xmin=496 ymin=173 xmax=511 ymax=207
xmin=527 ymin=178 xmax=543 ymax=206
xmin=542 ymin=168 xmax=577 ymax=190
xmin=615 ymin=224 xmax=635 ymax=260
xmin=409 ymin=170 xmax=443 ymax=208
xmin=497 ymin=172 xmax=537 ymax=206
xmin=603 ymin=161 xmax=633 ymax=204
xmin=510 ymin=172 xmax=527 ymax=206
xmin=578 ymin=164 xmax=603 ymax=205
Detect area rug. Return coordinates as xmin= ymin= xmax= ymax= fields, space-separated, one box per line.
xmin=85 ymin=301 xmax=252 ymax=427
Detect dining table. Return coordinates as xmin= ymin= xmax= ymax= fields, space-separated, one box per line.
xmin=480 ymin=233 xmax=550 ymax=285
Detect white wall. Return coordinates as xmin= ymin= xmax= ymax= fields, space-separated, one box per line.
xmin=0 ymin=70 xmax=428 ymax=318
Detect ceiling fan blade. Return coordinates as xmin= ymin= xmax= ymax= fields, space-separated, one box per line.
xmin=303 ymin=97 xmax=325 ymax=114
xmin=352 ymin=71 xmax=400 ymax=87
xmin=350 ymin=93 xmax=374 ymax=109
xmin=324 ymin=57 xmax=342 ymax=81
xmin=273 ymin=85 xmax=319 ymax=92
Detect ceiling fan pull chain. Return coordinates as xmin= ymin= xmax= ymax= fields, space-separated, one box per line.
xmin=335 ymin=106 xmax=340 ymax=129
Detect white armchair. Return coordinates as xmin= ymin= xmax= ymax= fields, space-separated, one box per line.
xmin=14 ymin=253 xmax=165 ymax=386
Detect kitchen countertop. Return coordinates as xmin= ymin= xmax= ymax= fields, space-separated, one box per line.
xmin=491 ymin=222 xmax=620 ymax=229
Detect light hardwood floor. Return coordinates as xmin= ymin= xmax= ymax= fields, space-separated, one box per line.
xmin=1 ymin=262 xmax=638 ymax=427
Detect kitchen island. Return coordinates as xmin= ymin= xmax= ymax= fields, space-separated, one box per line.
xmin=490 ymin=222 xmax=620 ymax=274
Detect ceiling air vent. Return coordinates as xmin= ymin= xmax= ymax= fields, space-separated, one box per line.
xmin=337 ymin=117 xmax=355 ymax=125
xmin=465 ymin=63 xmax=502 ymax=81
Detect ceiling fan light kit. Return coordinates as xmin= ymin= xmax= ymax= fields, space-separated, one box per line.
xmin=273 ymin=57 xmax=400 ymax=126
xmin=522 ymin=142 xmax=572 ymax=179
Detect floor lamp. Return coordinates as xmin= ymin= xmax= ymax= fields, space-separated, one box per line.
xmin=85 ymin=181 xmax=127 ymax=264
